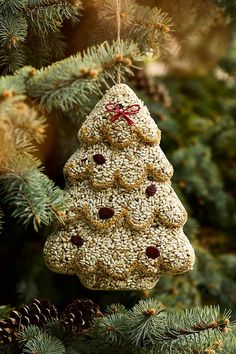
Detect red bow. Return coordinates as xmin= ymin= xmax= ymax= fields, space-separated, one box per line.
xmin=105 ymin=102 xmax=140 ymax=126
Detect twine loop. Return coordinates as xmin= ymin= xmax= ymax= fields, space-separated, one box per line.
xmin=105 ymin=102 xmax=140 ymax=126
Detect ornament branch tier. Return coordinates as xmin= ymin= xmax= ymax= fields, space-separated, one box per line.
xmin=43 ymin=84 xmax=195 ymax=290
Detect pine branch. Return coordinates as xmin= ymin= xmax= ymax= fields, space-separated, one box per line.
xmin=76 ymin=301 xmax=234 ymax=353
xmin=46 ymin=320 xmax=81 ymax=354
xmin=124 ymin=299 xmax=166 ymax=346
xmin=20 ymin=325 xmax=66 ymax=354
xmin=0 ymin=94 xmax=47 ymax=145
xmin=159 ymin=306 xmax=230 ymax=340
xmin=0 ymin=92 xmax=47 ymax=174
xmin=171 ymin=143 xmax=234 ymax=227
xmin=27 ymin=30 xmax=67 ymax=68
xmin=149 ymin=307 xmax=234 ymax=353
xmin=26 ymin=40 xmax=142 ymax=115
xmin=0 ymin=0 xmax=82 ymax=73
xmin=0 ymin=15 xmax=27 ymax=47
xmin=0 ymin=15 xmax=28 ymax=73
xmin=95 ymin=313 xmax=127 ymax=346
xmin=106 ymin=304 xmax=127 ymax=315
xmin=3 ymin=299 xmax=235 ymax=354
xmin=0 ymin=164 xmax=65 ymax=231
xmin=0 ymin=0 xmax=26 ymax=14
xmin=0 ymin=70 xmax=26 ymax=94
xmin=213 ymin=0 xmax=236 ymax=26
xmin=0 ymin=46 xmax=28 ymax=74
xmin=94 ymin=0 xmax=172 ymax=56
xmin=95 ymin=0 xmax=136 ymax=36
xmin=0 ymin=75 xmax=64 ymax=231
xmin=130 ymin=6 xmax=172 ymax=56
xmin=25 ymin=0 xmax=82 ymax=35
xmin=26 ymin=0 xmax=80 ymax=10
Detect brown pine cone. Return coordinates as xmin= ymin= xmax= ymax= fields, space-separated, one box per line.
xmin=130 ymin=69 xmax=172 ymax=108
xmin=61 ymin=298 xmax=100 ymax=333
xmin=0 ymin=298 xmax=58 ymax=348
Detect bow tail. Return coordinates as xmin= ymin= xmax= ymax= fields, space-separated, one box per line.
xmin=124 ymin=115 xmax=135 ymax=126
xmin=110 ymin=113 xmax=121 ymax=123
xmin=110 ymin=113 xmax=135 ymax=126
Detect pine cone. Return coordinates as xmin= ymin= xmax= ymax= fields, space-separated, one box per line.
xmin=130 ymin=69 xmax=172 ymax=108
xmin=0 ymin=298 xmax=58 ymax=348
xmin=61 ymin=299 xmax=100 ymax=332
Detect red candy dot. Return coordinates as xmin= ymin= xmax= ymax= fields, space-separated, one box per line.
xmin=70 ymin=235 xmax=84 ymax=247
xmin=93 ymin=154 xmax=106 ymax=165
xmin=146 ymin=246 xmax=160 ymax=259
xmin=99 ymin=207 xmax=114 ymax=220
xmin=146 ymin=184 xmax=157 ymax=197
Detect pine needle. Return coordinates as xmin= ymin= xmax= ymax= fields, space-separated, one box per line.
xmin=26 ymin=40 xmax=142 ymax=115
xmin=0 ymin=165 xmax=65 ymax=231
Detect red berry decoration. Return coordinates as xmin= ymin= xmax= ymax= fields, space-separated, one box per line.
xmin=146 ymin=246 xmax=160 ymax=259
xmin=70 ymin=236 xmax=84 ymax=247
xmin=99 ymin=207 xmax=114 ymax=220
xmin=146 ymin=184 xmax=157 ymax=197
xmin=93 ymin=154 xmax=106 ymax=165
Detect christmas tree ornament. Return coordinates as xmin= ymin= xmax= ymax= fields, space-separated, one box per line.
xmin=43 ymin=83 xmax=195 ymax=290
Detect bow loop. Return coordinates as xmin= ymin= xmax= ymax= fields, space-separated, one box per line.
xmin=105 ymin=102 xmax=140 ymax=126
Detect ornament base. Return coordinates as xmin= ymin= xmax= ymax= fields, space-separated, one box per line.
xmin=79 ymin=273 xmax=159 ymax=291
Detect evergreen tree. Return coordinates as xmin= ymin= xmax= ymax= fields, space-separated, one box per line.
xmin=0 ymin=0 xmax=236 ymax=353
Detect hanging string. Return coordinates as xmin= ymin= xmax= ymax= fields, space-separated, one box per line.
xmin=116 ymin=0 xmax=121 ymax=83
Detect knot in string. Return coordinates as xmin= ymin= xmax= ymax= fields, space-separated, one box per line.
xmin=105 ymin=102 xmax=140 ymax=126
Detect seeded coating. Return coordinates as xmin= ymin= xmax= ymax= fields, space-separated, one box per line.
xmin=43 ymin=84 xmax=195 ymax=290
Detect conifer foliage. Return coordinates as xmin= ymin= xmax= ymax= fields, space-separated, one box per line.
xmin=0 ymin=0 xmax=172 ymax=231
xmin=0 ymin=0 xmax=236 ymax=353
xmin=0 ymin=0 xmax=83 ymax=74
xmin=0 ymin=298 xmax=235 ymax=354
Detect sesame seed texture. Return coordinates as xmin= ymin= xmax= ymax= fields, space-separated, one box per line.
xmin=43 ymin=84 xmax=195 ymax=290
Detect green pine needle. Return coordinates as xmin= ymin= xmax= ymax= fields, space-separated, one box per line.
xmin=0 ymin=304 xmax=11 ymax=319
xmin=26 ymin=40 xmax=142 ymax=115
xmin=0 ymin=0 xmax=26 ymax=14
xmin=19 ymin=324 xmax=42 ymax=341
xmin=125 ymin=299 xmax=166 ymax=346
xmin=1 ymin=167 xmax=65 ymax=231
xmin=106 ymin=303 xmax=127 ymax=315
xmin=45 ymin=319 xmax=81 ymax=353
xmin=0 ymin=0 xmax=82 ymax=73
xmin=0 ymin=15 xmax=27 ymax=47
xmin=0 ymin=70 xmax=26 ymax=94
xmin=96 ymin=313 xmax=127 ymax=345
xmin=25 ymin=0 xmax=81 ymax=35
xmin=75 ymin=301 xmax=234 ymax=353
xmin=22 ymin=332 xmax=66 ymax=354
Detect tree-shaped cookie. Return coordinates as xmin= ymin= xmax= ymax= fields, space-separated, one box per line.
xmin=43 ymin=84 xmax=195 ymax=290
